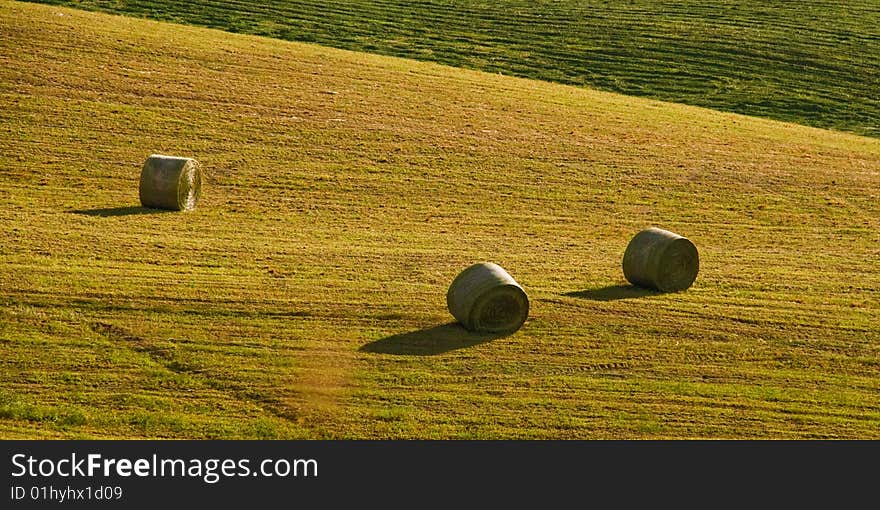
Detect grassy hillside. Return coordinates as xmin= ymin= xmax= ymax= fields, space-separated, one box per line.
xmin=1 ymin=1 xmax=879 ymax=439
xmin=24 ymin=0 xmax=880 ymax=138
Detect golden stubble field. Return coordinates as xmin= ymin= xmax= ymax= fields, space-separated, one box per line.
xmin=1 ymin=1 xmax=878 ymax=438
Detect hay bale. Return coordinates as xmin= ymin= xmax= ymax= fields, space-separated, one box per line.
xmin=623 ymin=227 xmax=699 ymax=292
xmin=446 ymin=262 xmax=529 ymax=334
xmin=139 ymin=154 xmax=202 ymax=211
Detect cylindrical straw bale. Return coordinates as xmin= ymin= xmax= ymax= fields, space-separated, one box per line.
xmin=623 ymin=227 xmax=699 ymax=292
xmin=139 ymin=154 xmax=202 ymax=211
xmin=446 ymin=262 xmax=529 ymax=334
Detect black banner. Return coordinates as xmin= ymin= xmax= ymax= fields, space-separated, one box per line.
xmin=1 ymin=441 xmax=875 ymax=507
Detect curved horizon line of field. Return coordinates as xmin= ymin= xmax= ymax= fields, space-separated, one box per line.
xmin=23 ymin=0 xmax=880 ymax=138
xmin=1 ymin=1 xmax=879 ymax=439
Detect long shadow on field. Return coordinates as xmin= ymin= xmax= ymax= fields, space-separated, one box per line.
xmin=70 ymin=206 xmax=173 ymax=217
xmin=564 ymin=284 xmax=658 ymax=301
xmin=360 ymin=322 xmax=507 ymax=356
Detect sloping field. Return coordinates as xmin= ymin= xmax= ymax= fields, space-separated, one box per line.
xmin=1 ymin=1 xmax=879 ymax=439
xmin=25 ymin=0 xmax=880 ymax=137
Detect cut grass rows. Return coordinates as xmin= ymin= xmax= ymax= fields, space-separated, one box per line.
xmin=25 ymin=0 xmax=880 ymax=137
xmin=1 ymin=2 xmax=879 ymax=438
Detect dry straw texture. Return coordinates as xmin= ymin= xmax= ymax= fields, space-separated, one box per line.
xmin=138 ymin=154 xmax=202 ymax=211
xmin=446 ymin=262 xmax=529 ymax=334
xmin=623 ymin=227 xmax=699 ymax=292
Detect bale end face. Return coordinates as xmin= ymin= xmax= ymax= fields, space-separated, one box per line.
xmin=469 ymin=284 xmax=529 ymax=334
xmin=654 ymin=237 xmax=699 ymax=292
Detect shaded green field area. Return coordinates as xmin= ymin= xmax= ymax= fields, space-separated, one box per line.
xmin=1 ymin=2 xmax=879 ymax=439
xmin=25 ymin=0 xmax=880 ymax=137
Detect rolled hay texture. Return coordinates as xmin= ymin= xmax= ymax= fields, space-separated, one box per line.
xmin=139 ymin=154 xmax=202 ymax=211
xmin=446 ymin=262 xmax=529 ymax=334
xmin=623 ymin=227 xmax=699 ymax=292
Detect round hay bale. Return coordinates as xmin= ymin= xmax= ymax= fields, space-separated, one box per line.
xmin=622 ymin=227 xmax=699 ymax=292
xmin=139 ymin=154 xmax=202 ymax=211
xmin=446 ymin=262 xmax=529 ymax=334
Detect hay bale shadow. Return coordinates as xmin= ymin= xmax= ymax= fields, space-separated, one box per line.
xmin=360 ymin=322 xmax=507 ymax=356
xmin=564 ymin=284 xmax=659 ymax=301
xmin=70 ymin=206 xmax=174 ymax=217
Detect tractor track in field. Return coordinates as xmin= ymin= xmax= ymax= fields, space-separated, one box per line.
xmin=89 ymin=321 xmax=302 ymax=423
xmin=89 ymin=321 xmax=354 ymax=434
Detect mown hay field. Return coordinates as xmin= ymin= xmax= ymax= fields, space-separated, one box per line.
xmin=1 ymin=1 xmax=879 ymax=438
xmin=25 ymin=0 xmax=880 ymax=137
